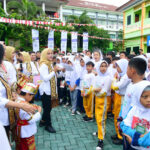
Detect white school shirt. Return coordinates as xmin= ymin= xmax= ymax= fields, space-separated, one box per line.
xmin=39 ymin=64 xmax=57 ymax=96
xmin=16 ymin=97 xmax=41 ymax=138
xmin=113 ymin=74 xmax=131 ymax=96
xmin=3 ymin=61 xmax=17 ymax=85
xmin=108 ymin=64 xmax=117 ymax=78
xmin=93 ymin=75 xmax=112 ymax=97
xmin=23 ymin=62 xmax=39 ymax=76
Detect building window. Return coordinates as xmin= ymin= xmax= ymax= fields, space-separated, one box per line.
xmin=149 ymin=11 xmax=150 ymax=18
xmin=127 ymin=15 xmax=131 ymax=25
xmin=135 ymin=14 xmax=139 ymax=22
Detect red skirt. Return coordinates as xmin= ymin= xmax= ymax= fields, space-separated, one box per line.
xmin=16 ymin=135 xmax=36 ymax=150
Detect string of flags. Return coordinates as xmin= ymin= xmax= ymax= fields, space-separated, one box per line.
xmin=0 ymin=16 xmax=123 ymax=42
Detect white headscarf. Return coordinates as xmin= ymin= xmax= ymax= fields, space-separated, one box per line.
xmin=97 ymin=60 xmax=110 ymax=77
xmin=116 ymin=59 xmax=128 ymax=77
xmin=134 ymin=81 xmax=150 ymax=112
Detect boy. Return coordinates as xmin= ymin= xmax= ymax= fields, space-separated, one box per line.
xmin=15 ymin=83 xmax=41 ymax=150
xmin=120 ymin=81 xmax=150 ymax=150
xmin=81 ymin=61 xmax=95 ymax=121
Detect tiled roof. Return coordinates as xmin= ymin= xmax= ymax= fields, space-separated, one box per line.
xmin=66 ymin=0 xmax=117 ymax=12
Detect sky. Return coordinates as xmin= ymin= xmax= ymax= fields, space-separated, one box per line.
xmin=82 ymin=0 xmax=130 ymax=7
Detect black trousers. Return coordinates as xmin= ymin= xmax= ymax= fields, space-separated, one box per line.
xmin=41 ymin=93 xmax=52 ymax=126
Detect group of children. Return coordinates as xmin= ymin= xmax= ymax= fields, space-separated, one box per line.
xmin=0 ymin=41 xmax=150 ymax=150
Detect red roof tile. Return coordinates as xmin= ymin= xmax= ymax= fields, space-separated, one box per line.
xmin=66 ymin=0 xmax=118 ymax=11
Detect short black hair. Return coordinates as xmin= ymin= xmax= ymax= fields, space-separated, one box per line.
xmin=127 ymin=54 xmax=136 ymax=60
xmin=128 ymin=58 xmax=147 ymax=75
xmin=120 ymin=51 xmax=127 ymax=56
xmin=86 ymin=61 xmax=95 ymax=67
xmin=0 ymin=44 xmax=5 ymax=64
xmin=20 ymin=91 xmax=26 ymax=96
xmin=112 ymin=57 xmax=120 ymax=61
xmin=29 ymin=51 xmax=35 ymax=55
xmin=103 ymin=57 xmax=111 ymax=65
xmin=107 ymin=51 xmax=115 ymax=58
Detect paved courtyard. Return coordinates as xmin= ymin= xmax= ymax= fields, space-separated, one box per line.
xmin=12 ymin=101 xmax=122 ymax=150
xmin=34 ymin=101 xmax=122 ymax=150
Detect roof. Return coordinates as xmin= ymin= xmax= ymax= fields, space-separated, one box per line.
xmin=66 ymin=0 xmax=118 ymax=12
xmin=116 ymin=0 xmax=141 ymax=12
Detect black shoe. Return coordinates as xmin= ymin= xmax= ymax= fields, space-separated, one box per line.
xmin=111 ymin=134 xmax=118 ymax=140
xmin=96 ymin=140 xmax=103 ymax=150
xmin=39 ymin=121 xmax=46 ymax=127
xmin=83 ymin=117 xmax=93 ymax=122
xmin=45 ymin=126 xmax=56 ymax=133
xmin=83 ymin=115 xmax=88 ymax=119
xmin=112 ymin=138 xmax=123 ymax=145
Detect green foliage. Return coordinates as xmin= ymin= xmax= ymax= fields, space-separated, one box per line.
xmin=1 ymin=3 xmax=110 ymax=52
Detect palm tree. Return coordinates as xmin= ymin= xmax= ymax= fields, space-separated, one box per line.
xmin=7 ymin=0 xmax=42 ymax=19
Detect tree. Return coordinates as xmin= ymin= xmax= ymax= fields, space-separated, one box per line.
xmin=7 ymin=0 xmax=42 ymax=19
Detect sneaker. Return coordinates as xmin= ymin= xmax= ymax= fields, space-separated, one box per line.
xmin=93 ymin=132 xmax=98 ymax=136
xmin=96 ymin=140 xmax=103 ymax=150
xmin=112 ymin=138 xmax=123 ymax=145
xmin=111 ymin=134 xmax=118 ymax=140
xmin=76 ymin=111 xmax=81 ymax=115
xmin=71 ymin=111 xmax=76 ymax=116
xmin=84 ymin=117 xmax=93 ymax=122
xmin=68 ymin=108 xmax=72 ymax=112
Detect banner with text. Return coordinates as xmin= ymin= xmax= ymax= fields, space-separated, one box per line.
xmin=61 ymin=31 xmax=67 ymax=53
xmin=32 ymin=29 xmax=39 ymax=52
xmin=83 ymin=32 xmax=88 ymax=51
xmin=71 ymin=32 xmax=78 ymax=53
xmin=48 ymin=30 xmax=54 ymax=50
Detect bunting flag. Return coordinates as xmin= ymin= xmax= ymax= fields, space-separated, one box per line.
xmin=32 ymin=29 xmax=39 ymax=52
xmin=0 ymin=16 xmax=123 ymax=42
xmin=71 ymin=32 xmax=78 ymax=53
xmin=61 ymin=31 xmax=67 ymax=53
xmin=83 ymin=32 xmax=89 ymax=51
xmin=48 ymin=30 xmax=54 ymax=50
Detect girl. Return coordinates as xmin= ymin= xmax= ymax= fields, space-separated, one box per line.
xmin=120 ymin=81 xmax=150 ymax=150
xmin=93 ymin=60 xmax=112 ymax=150
xmin=111 ymin=59 xmax=131 ymax=144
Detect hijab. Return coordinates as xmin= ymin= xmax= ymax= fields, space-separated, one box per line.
xmin=5 ymin=46 xmax=15 ymax=62
xmin=98 ymin=60 xmax=109 ymax=77
xmin=116 ymin=59 xmax=128 ymax=77
xmin=21 ymin=52 xmax=31 ymax=63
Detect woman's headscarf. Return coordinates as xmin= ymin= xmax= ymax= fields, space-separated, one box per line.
xmin=116 ymin=59 xmax=128 ymax=77
xmin=21 ymin=52 xmax=31 ymax=63
xmin=40 ymin=48 xmax=53 ymax=66
xmin=5 ymin=46 xmax=15 ymax=62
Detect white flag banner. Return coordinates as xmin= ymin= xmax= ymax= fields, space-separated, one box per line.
xmin=48 ymin=30 xmax=54 ymax=50
xmin=71 ymin=32 xmax=78 ymax=53
xmin=83 ymin=32 xmax=89 ymax=51
xmin=61 ymin=31 xmax=67 ymax=53
xmin=32 ymin=29 xmax=39 ymax=52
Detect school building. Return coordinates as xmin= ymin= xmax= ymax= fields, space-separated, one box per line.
xmin=117 ymin=0 xmax=150 ymax=54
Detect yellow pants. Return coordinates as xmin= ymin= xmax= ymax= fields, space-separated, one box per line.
xmin=114 ymin=93 xmax=123 ymax=140
xmin=107 ymin=96 xmax=112 ymax=113
xmin=95 ymin=96 xmax=107 ymax=140
xmin=83 ymin=93 xmax=93 ymax=118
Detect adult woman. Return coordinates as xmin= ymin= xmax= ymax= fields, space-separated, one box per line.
xmin=39 ymin=48 xmax=59 ymax=133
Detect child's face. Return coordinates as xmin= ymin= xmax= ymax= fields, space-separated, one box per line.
xmin=127 ymin=66 xmax=135 ymax=79
xmin=47 ymin=50 xmax=53 ymax=61
xmin=93 ymin=52 xmax=100 ymax=62
xmin=62 ymin=58 xmax=66 ymax=63
xmin=80 ymin=60 xmax=85 ymax=67
xmin=100 ymin=62 xmax=107 ymax=74
xmin=140 ymin=90 xmax=150 ymax=108
xmin=24 ymin=93 xmax=34 ymax=102
xmin=116 ymin=64 xmax=122 ymax=73
xmin=56 ymin=59 xmax=60 ymax=64
xmin=86 ymin=65 xmax=93 ymax=73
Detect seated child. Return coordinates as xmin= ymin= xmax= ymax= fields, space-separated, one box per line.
xmin=15 ymin=83 xmax=41 ymax=150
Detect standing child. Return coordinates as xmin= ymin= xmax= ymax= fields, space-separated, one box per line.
xmin=81 ymin=61 xmax=95 ymax=121
xmin=111 ymin=59 xmax=131 ymax=144
xmin=15 ymin=83 xmax=41 ymax=150
xmin=93 ymin=60 xmax=112 ymax=150
xmin=120 ymin=81 xmax=150 ymax=150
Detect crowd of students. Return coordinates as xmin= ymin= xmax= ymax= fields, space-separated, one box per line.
xmin=0 ymin=42 xmax=150 ymax=150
